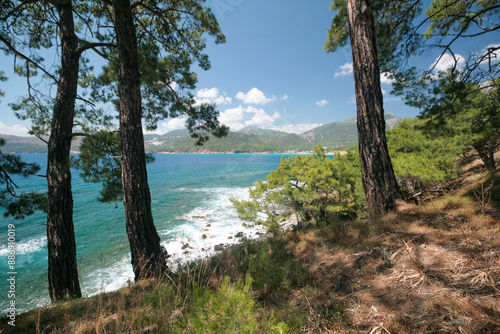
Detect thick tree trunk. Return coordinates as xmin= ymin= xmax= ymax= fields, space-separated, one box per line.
xmin=112 ymin=0 xmax=168 ymax=280
xmin=47 ymin=0 xmax=81 ymax=301
xmin=347 ymin=0 xmax=403 ymax=215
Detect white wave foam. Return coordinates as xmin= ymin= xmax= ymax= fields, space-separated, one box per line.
xmin=81 ymin=255 xmax=134 ymax=297
xmin=161 ymin=186 xmax=267 ymax=268
xmin=80 ymin=186 xmax=264 ymax=296
xmin=0 ymin=236 xmax=47 ymax=256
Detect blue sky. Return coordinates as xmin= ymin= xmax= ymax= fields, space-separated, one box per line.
xmin=0 ymin=0 xmax=498 ymax=136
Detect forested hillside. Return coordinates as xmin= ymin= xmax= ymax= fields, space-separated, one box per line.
xmin=1 ymin=113 xmax=401 ymax=153
xmin=144 ymin=113 xmax=401 ymax=153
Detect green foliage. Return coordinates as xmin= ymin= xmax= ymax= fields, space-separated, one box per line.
xmin=178 ymin=276 xmax=288 ymax=333
xmin=1 ymin=0 xmax=114 ymax=136
xmin=233 ymin=237 xmax=308 ymax=297
xmin=395 ymin=72 xmax=499 ymax=170
xmin=423 ymin=78 xmax=499 ymax=169
xmin=389 ymin=1 xmax=499 ymax=156
xmin=72 ymin=131 xmax=154 ymax=202
xmin=387 ymin=118 xmax=463 ymax=199
xmin=424 ymin=0 xmax=500 ymax=40
xmin=232 ymin=144 xmax=366 ymax=227
xmin=325 ymin=0 xmax=423 ymax=72
xmin=89 ymin=0 xmax=229 ymax=145
xmin=0 ymin=71 xmax=6 ymax=100
xmin=0 ymin=138 xmax=46 ymax=219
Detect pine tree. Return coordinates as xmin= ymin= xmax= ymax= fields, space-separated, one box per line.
xmin=111 ymin=0 xmax=167 ymax=279
xmin=345 ymin=0 xmax=403 ymax=214
xmin=1 ymin=0 xmax=114 ymax=301
xmin=75 ymin=0 xmax=228 ymax=279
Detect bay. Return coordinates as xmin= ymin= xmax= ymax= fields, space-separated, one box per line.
xmin=0 ymin=153 xmax=289 ymax=314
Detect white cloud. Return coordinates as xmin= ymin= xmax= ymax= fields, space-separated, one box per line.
xmin=213 ymin=95 xmax=232 ymax=105
xmin=334 ymin=62 xmax=353 ymax=78
xmin=244 ymin=106 xmax=280 ymax=128
xmin=146 ymin=117 xmax=187 ymax=134
xmin=219 ymin=105 xmax=282 ymax=130
xmin=194 ymin=87 xmax=231 ymax=106
xmin=0 ymin=121 xmax=30 ymax=136
xmin=272 ymin=123 xmax=323 ymax=134
xmin=197 ymin=87 xmax=220 ymax=99
xmin=236 ymin=88 xmax=275 ymax=105
xmin=316 ymin=99 xmax=328 ymax=107
xmin=431 ymin=53 xmax=465 ymax=72
xmin=380 ymin=72 xmax=395 ymax=84
xmin=219 ymin=106 xmax=245 ymax=131
xmin=280 ymin=94 xmax=289 ymax=101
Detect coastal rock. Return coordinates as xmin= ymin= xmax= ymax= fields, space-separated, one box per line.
xmin=235 ymin=232 xmax=244 ymax=238
xmin=205 ymin=224 xmax=211 ymax=227
xmin=280 ymin=215 xmax=300 ymax=232
xmin=201 ymin=234 xmax=207 ymax=240
xmin=227 ymin=236 xmax=233 ymax=240
xmin=181 ymin=244 xmax=189 ymax=250
xmin=214 ymin=244 xmax=225 ymax=251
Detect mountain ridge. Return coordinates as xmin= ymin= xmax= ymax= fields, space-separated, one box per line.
xmin=1 ymin=113 xmax=402 ymax=153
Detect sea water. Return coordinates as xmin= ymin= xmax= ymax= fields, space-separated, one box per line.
xmin=0 ymin=153 xmax=289 ymax=314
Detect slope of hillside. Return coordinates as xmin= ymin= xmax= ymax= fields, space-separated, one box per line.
xmin=148 ymin=131 xmax=313 ymax=153
xmin=300 ymin=112 xmax=401 ymax=149
xmin=0 ymin=135 xmax=48 ymax=153
xmin=9 ymin=153 xmax=499 ymax=333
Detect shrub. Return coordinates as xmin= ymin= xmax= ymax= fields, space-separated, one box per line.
xmin=178 ymin=275 xmax=288 ymax=333
xmin=231 ymin=144 xmax=366 ymax=227
xmin=387 ymin=118 xmax=463 ymax=200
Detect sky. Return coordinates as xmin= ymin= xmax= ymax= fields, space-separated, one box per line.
xmin=0 ymin=0 xmax=498 ymax=137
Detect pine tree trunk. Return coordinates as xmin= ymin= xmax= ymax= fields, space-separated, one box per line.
xmin=347 ymin=0 xmax=403 ymax=215
xmin=47 ymin=0 xmax=81 ymax=301
xmin=474 ymin=141 xmax=497 ymax=171
xmin=112 ymin=0 xmax=168 ymax=280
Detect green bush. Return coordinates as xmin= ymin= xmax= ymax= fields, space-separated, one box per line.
xmin=234 ymin=237 xmax=308 ymax=296
xmin=178 ymin=275 xmax=288 ymax=333
xmin=231 ymin=144 xmax=366 ymax=227
xmin=387 ymin=118 xmax=463 ymax=200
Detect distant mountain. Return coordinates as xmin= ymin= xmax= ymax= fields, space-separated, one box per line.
xmin=0 ymin=134 xmax=83 ymax=153
xmin=147 ymin=131 xmax=312 ymax=153
xmin=299 ymin=112 xmax=401 ymax=149
xmin=144 ymin=129 xmax=191 ymax=148
xmin=237 ymin=125 xmax=288 ymax=137
xmin=0 ymin=135 xmax=48 ymax=153
xmin=1 ymin=113 xmax=402 ymax=154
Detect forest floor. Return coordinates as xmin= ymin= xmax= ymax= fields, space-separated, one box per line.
xmin=3 ymin=155 xmax=500 ymax=333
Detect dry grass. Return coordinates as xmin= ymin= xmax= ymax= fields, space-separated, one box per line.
xmin=284 ymin=168 xmax=500 ymax=333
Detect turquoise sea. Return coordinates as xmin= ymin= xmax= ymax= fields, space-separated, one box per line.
xmin=0 ymin=153 xmax=290 ymax=314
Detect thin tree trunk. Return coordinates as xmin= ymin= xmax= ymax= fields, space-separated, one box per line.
xmin=474 ymin=141 xmax=497 ymax=171
xmin=347 ymin=0 xmax=403 ymax=215
xmin=112 ymin=0 xmax=168 ymax=280
xmin=47 ymin=0 xmax=81 ymax=301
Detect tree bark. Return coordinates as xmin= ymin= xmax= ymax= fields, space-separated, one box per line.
xmin=473 ymin=141 xmax=497 ymax=171
xmin=47 ymin=0 xmax=81 ymax=301
xmin=347 ymin=0 xmax=403 ymax=215
xmin=112 ymin=0 xmax=168 ymax=280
